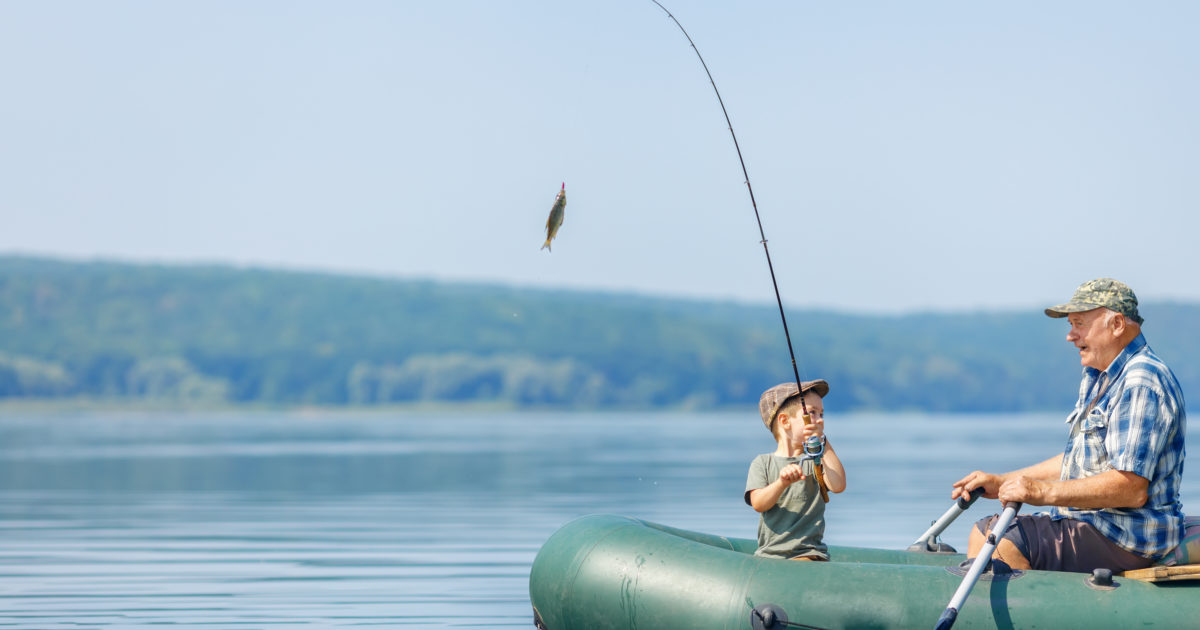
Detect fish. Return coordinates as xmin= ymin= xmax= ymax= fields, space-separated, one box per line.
xmin=541 ymin=183 xmax=566 ymax=252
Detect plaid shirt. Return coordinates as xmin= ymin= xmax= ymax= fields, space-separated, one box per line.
xmin=1051 ymin=334 xmax=1188 ymax=560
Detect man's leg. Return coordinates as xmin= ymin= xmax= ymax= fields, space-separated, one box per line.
xmin=967 ymin=523 xmax=984 ymax=558
xmin=995 ymin=539 xmax=1032 ymax=570
xmin=969 ymin=517 xmax=1032 ymax=570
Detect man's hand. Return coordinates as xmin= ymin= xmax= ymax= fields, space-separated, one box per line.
xmin=998 ymin=475 xmax=1050 ymax=505
xmin=952 ymin=470 xmax=1003 ymax=501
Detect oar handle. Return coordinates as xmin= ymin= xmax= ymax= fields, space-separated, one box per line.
xmin=956 ymin=487 xmax=986 ymax=510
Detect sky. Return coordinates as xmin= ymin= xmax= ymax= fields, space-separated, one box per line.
xmin=2 ymin=1 xmax=1198 ymax=314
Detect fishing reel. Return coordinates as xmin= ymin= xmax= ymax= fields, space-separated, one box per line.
xmin=803 ymin=434 xmax=825 ymax=459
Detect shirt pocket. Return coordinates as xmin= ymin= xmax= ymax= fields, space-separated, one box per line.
xmin=1074 ymin=408 xmax=1110 ymax=476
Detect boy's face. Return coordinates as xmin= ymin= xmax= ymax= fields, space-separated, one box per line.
xmin=801 ymin=391 xmax=824 ymax=419
xmin=777 ymin=392 xmax=824 ymax=441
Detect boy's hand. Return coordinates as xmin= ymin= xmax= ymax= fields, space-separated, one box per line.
xmin=779 ymin=463 xmax=806 ymax=486
xmin=802 ymin=416 xmax=825 ymax=439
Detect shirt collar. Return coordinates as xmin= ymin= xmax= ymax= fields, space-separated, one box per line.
xmin=1081 ymin=332 xmax=1147 ymax=388
xmin=1069 ymin=334 xmax=1146 ymax=424
xmin=1097 ymin=333 xmax=1146 ymax=378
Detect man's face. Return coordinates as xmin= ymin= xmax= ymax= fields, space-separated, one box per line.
xmin=1066 ymin=308 xmax=1122 ymax=371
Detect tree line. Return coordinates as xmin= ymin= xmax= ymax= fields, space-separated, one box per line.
xmin=1 ymin=256 xmax=1196 ymax=412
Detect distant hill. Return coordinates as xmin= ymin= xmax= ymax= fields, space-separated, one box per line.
xmin=1 ymin=256 xmax=1196 ymax=412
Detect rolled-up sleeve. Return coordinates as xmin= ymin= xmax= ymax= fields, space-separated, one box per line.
xmin=1107 ymin=384 xmax=1169 ymax=480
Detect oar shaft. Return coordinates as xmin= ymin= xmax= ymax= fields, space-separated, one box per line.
xmin=911 ymin=488 xmax=985 ymax=549
xmin=935 ymin=502 xmax=1023 ymax=630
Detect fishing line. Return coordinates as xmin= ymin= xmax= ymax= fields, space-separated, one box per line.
xmin=652 ymin=2 xmax=831 ymax=501
xmin=649 ymin=2 xmax=809 ymax=408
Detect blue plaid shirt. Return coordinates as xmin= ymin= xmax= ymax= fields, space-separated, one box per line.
xmin=1051 ymin=334 xmax=1187 ymax=560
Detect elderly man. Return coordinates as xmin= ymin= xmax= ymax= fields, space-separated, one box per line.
xmin=952 ymin=278 xmax=1187 ymax=573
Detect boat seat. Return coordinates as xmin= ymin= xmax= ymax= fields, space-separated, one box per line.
xmin=1122 ymin=515 xmax=1200 ymax=582
xmin=1123 ymin=564 xmax=1200 ymax=583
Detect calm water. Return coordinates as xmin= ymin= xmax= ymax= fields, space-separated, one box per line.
xmin=1 ymin=409 xmax=1196 ymax=628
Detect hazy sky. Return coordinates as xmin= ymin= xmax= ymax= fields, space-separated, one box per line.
xmin=3 ymin=1 xmax=1197 ymax=313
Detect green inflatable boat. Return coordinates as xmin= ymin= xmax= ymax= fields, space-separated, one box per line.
xmin=529 ymin=514 xmax=1200 ymax=630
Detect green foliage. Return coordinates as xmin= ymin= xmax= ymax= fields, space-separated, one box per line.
xmin=1 ymin=256 xmax=1197 ymax=411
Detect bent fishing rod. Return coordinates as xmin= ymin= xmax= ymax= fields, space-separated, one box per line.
xmin=651 ymin=1 xmax=829 ymax=499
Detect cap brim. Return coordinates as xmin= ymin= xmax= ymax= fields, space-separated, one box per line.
xmin=1044 ymin=301 xmax=1102 ymax=318
xmin=803 ymin=380 xmax=830 ymax=398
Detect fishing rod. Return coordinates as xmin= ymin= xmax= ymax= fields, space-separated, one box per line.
xmin=650 ymin=2 xmax=829 ymax=497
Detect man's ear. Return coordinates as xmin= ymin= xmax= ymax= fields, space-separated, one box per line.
xmin=1109 ymin=312 xmax=1127 ymax=335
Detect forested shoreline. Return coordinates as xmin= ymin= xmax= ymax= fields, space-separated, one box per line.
xmin=2 ymin=256 xmax=1197 ymax=412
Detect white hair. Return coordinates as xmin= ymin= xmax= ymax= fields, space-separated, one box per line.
xmin=1104 ymin=309 xmax=1141 ymax=330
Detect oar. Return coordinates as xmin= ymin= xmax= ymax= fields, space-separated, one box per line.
xmin=934 ymin=501 xmax=1023 ymax=630
xmin=908 ymin=488 xmax=985 ymax=552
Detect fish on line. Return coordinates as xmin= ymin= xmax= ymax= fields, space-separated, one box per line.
xmin=541 ymin=183 xmax=566 ymax=252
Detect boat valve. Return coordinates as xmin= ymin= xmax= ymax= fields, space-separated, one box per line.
xmin=750 ymin=603 xmax=789 ymax=630
xmin=1087 ymin=567 xmax=1119 ymax=590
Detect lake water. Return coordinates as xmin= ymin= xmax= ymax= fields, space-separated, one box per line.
xmin=1 ymin=409 xmax=1196 ymax=628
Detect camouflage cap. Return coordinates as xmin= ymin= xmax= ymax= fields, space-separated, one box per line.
xmin=1044 ymin=278 xmax=1144 ymax=325
xmin=759 ymin=380 xmax=829 ymax=432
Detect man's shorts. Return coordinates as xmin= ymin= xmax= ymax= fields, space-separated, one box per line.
xmin=974 ymin=513 xmax=1154 ymax=574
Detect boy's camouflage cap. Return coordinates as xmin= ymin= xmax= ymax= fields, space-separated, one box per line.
xmin=759 ymin=380 xmax=829 ymax=432
xmin=1044 ymin=278 xmax=1144 ymax=325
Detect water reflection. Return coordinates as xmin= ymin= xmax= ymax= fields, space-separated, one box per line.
xmin=0 ymin=410 xmax=1196 ymax=628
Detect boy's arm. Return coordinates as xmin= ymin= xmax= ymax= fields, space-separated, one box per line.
xmin=802 ymin=415 xmax=846 ymax=494
xmin=820 ymin=441 xmax=846 ymax=494
xmin=748 ymin=477 xmax=788 ymax=512
xmin=748 ymin=462 xmax=805 ymax=512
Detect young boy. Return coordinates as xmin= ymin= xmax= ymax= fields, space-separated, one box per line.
xmin=745 ymin=380 xmax=847 ymax=560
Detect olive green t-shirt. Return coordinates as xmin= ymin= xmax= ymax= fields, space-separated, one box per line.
xmin=744 ymin=453 xmax=828 ymax=559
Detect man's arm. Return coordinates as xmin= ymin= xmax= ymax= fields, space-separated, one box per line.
xmin=1000 ymin=468 xmax=1148 ymax=509
xmin=952 ymin=453 xmax=1063 ymax=501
